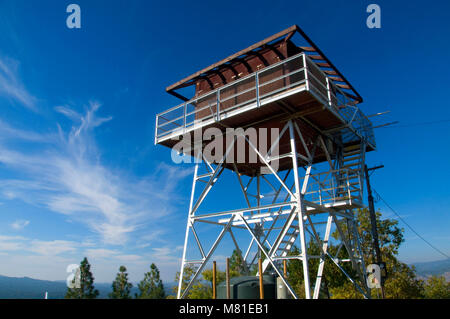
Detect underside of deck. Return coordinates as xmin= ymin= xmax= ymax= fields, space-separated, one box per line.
xmin=158 ymin=86 xmax=373 ymax=176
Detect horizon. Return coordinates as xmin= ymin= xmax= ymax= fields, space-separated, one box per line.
xmin=2 ymin=258 xmax=448 ymax=285
xmin=0 ymin=0 xmax=449 ymax=285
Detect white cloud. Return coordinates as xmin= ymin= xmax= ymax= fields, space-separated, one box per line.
xmin=115 ymin=254 xmax=143 ymax=263
xmin=0 ymin=234 xmax=184 ymax=282
xmin=85 ymin=248 xmax=120 ymax=259
xmin=0 ymin=236 xmax=77 ymax=257
xmin=0 ymin=102 xmax=190 ymax=245
xmin=0 ymin=119 xmax=54 ymax=142
xmin=0 ymin=235 xmax=27 ymax=241
xmin=54 ymin=105 xmax=81 ymax=122
xmin=0 ymin=56 xmax=37 ymax=111
xmin=151 ymin=246 xmax=183 ymax=264
xmin=10 ymin=219 xmax=30 ymax=230
xmin=28 ymin=240 xmax=78 ymax=256
xmin=0 ymin=235 xmax=27 ymax=251
xmin=0 ymin=80 xmax=192 ymax=281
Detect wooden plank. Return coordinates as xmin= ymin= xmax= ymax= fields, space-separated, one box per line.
xmin=308 ymin=55 xmax=325 ymax=61
xmin=315 ymin=62 xmax=331 ymax=68
xmin=328 ymin=76 xmax=345 ymax=82
xmin=299 ymin=46 xmax=316 ymax=52
xmin=284 ymin=30 xmax=296 ymax=42
xmin=324 ymin=70 xmax=338 ymax=75
xmin=336 ymin=83 xmax=351 ymax=89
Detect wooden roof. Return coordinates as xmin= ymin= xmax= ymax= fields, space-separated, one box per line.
xmin=166 ymin=25 xmax=363 ymax=104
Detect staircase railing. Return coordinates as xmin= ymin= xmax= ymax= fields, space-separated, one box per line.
xmin=302 ymin=168 xmax=363 ymax=206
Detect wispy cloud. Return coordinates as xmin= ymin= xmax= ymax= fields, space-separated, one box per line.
xmin=85 ymin=248 xmax=120 ymax=259
xmin=0 ymin=56 xmax=37 ymax=111
xmin=0 ymin=233 xmax=185 ymax=282
xmin=10 ymin=219 xmax=30 ymax=230
xmin=29 ymin=239 xmax=78 ymax=256
xmin=0 ymin=235 xmax=78 ymax=256
xmin=151 ymin=246 xmax=183 ymax=265
xmin=0 ymin=235 xmax=27 ymax=251
xmin=0 ymin=102 xmax=190 ymax=245
xmin=0 ymin=119 xmax=53 ymax=142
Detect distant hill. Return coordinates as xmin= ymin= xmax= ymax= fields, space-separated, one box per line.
xmin=412 ymin=259 xmax=450 ymax=281
xmin=0 ymin=275 xmax=70 ymax=299
xmin=4 ymin=259 xmax=447 ymax=298
xmin=0 ymin=275 xmax=176 ymax=299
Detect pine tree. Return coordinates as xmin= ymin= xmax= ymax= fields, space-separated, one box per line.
xmin=136 ymin=263 xmax=166 ymax=299
xmin=109 ymin=266 xmax=133 ymax=299
xmin=65 ymin=257 xmax=99 ymax=299
xmin=229 ymin=249 xmax=247 ymax=275
xmin=170 ymin=265 xmax=196 ymax=299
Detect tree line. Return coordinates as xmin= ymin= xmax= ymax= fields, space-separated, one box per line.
xmin=66 ymin=208 xmax=449 ymax=299
xmin=65 ymin=261 xmax=165 ymax=299
xmin=173 ymin=208 xmax=449 ymax=299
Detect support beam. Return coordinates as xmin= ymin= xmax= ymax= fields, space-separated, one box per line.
xmin=180 ymin=216 xmax=236 ymax=299
xmin=289 ymin=120 xmax=311 ymax=299
xmin=176 ymin=121 xmax=372 ymax=301
xmin=313 ymin=214 xmax=333 ymax=299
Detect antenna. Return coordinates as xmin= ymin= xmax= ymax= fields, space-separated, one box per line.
xmin=367 ymin=110 xmax=391 ymax=118
xmin=373 ymin=121 xmax=399 ymax=129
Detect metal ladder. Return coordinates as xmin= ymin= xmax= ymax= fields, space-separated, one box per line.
xmin=335 ymin=144 xmax=365 ymax=203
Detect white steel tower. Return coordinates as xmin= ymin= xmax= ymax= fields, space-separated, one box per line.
xmin=154 ymin=25 xmax=376 ymax=299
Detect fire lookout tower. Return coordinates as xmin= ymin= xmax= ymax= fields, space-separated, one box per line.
xmin=155 ymin=25 xmax=376 ymax=299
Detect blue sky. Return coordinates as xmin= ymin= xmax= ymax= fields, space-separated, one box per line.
xmin=0 ymin=0 xmax=449 ymax=283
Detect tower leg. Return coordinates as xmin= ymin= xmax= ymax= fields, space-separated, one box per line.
xmin=313 ymin=214 xmax=333 ymax=299
xmin=176 ymin=159 xmax=200 ymax=299
xmin=288 ymin=120 xmax=311 ymax=299
xmin=175 ymin=124 xmax=371 ymax=300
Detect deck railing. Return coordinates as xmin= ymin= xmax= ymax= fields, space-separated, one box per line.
xmin=302 ymin=168 xmax=363 ymax=206
xmin=155 ymin=53 xmax=375 ymax=148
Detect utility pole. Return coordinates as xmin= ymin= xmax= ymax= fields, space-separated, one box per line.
xmin=364 ymin=164 xmax=386 ymax=298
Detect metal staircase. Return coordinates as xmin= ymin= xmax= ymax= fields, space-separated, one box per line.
xmin=278 ymin=224 xmax=300 ymax=257
xmin=260 ymin=212 xmax=300 ymax=272
xmin=335 ymin=144 xmax=365 ymax=203
xmin=261 ymin=143 xmax=367 ymax=273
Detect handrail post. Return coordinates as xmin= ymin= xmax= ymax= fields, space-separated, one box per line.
xmin=183 ymin=102 xmax=187 ymax=134
xmin=216 ymin=89 xmax=221 ymax=121
xmin=154 ymin=115 xmax=159 ymax=145
xmin=255 ymin=73 xmax=260 ymax=108
xmin=303 ymin=54 xmax=309 ymax=91
xmin=331 ymin=172 xmax=336 ymax=202
xmin=326 ymin=77 xmax=332 ymax=107
xmin=346 ymin=169 xmax=351 ymax=202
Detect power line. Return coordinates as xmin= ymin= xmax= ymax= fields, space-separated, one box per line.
xmin=373 ymin=188 xmax=450 ymax=260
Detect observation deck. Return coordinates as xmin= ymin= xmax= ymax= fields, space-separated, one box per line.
xmin=154 ymin=25 xmax=376 ymax=175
